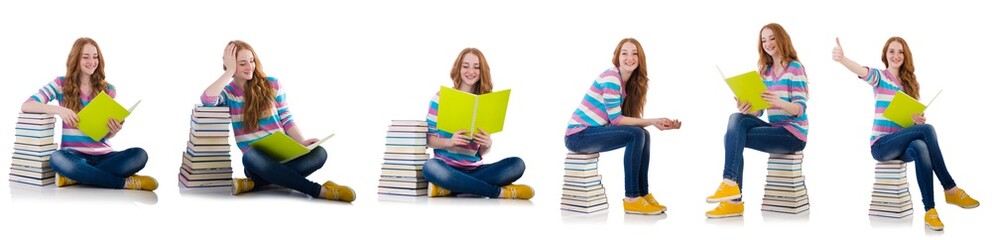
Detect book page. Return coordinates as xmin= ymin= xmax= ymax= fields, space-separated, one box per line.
xmin=476 ymin=88 xmax=511 ymax=135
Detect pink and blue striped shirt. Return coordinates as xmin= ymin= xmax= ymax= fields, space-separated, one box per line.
xmin=860 ymin=68 xmax=907 ymax=145
xmin=27 ymin=76 xmax=116 ymax=155
xmin=565 ymin=67 xmax=626 ymax=136
xmin=760 ymin=61 xmax=810 ymax=142
xmin=200 ymin=76 xmax=296 ymax=153
xmin=426 ymin=91 xmax=483 ymax=170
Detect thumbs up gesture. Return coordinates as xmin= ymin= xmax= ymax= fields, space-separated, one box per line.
xmin=832 ymin=37 xmax=845 ymax=62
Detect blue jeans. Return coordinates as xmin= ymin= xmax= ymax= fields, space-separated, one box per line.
xmin=243 ymin=146 xmax=327 ymax=198
xmin=50 ymin=148 xmax=149 ymax=189
xmin=565 ymin=125 xmax=650 ymax=198
xmin=422 ymin=157 xmax=525 ymax=198
xmin=871 ymin=124 xmax=957 ymax=210
xmin=723 ymin=113 xmax=806 ymax=190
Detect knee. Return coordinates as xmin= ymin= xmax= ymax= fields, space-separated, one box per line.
xmin=918 ymin=124 xmax=936 ymax=136
xmin=727 ymin=113 xmax=746 ymax=130
xmin=125 ymin=148 xmax=149 ymax=167
xmin=422 ymin=159 xmax=449 ymax=182
xmin=49 ymin=150 xmax=75 ymax=172
xmin=505 ymin=157 xmax=526 ymax=175
xmin=907 ymin=140 xmax=930 ymax=158
xmin=242 ymin=148 xmax=267 ymax=168
xmin=310 ymin=146 xmax=328 ymax=164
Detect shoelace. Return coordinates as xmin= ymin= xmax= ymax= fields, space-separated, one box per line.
xmin=125 ymin=177 xmax=139 ymax=189
xmin=504 ymin=187 xmax=517 ymax=199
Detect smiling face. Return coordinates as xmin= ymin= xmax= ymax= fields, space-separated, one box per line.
xmin=79 ymin=44 xmax=99 ymax=76
xmin=885 ymin=41 xmax=905 ymax=69
xmin=617 ymin=42 xmax=639 ymax=74
xmin=235 ymin=49 xmax=255 ymax=80
xmin=459 ymin=53 xmax=481 ymax=87
xmin=760 ymin=28 xmax=779 ymax=58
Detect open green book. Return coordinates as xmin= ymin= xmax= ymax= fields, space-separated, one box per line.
xmin=436 ymin=86 xmax=511 ymax=137
xmin=718 ymin=66 xmax=769 ymax=114
xmin=249 ymin=131 xmax=335 ymax=163
xmin=76 ymin=91 xmax=141 ymax=141
xmin=883 ymin=90 xmax=942 ymax=128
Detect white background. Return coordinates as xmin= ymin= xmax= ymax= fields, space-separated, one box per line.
xmin=1 ymin=0 xmax=988 ymax=239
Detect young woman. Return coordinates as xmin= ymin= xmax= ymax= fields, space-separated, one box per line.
xmin=833 ymin=36 xmax=979 ymax=230
xmin=201 ymin=40 xmax=355 ymax=202
xmin=564 ymin=38 xmax=681 ymax=215
xmin=423 ymin=48 xmax=534 ymax=200
xmin=22 ymin=37 xmax=157 ymax=191
xmin=705 ymin=23 xmax=810 ymax=218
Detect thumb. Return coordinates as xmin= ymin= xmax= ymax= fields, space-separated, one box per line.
xmin=835 ymin=37 xmax=842 ymax=48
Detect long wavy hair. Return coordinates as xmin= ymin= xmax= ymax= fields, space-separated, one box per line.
xmin=757 ymin=23 xmax=800 ymax=73
xmin=226 ymin=40 xmax=274 ymax=131
xmin=612 ymin=38 xmax=648 ymax=118
xmin=63 ymin=37 xmax=109 ymax=112
xmin=882 ymin=37 xmax=919 ymax=99
xmin=449 ymin=48 xmax=493 ymax=94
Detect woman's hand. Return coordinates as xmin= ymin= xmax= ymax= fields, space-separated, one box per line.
xmin=105 ymin=119 xmax=124 ymax=139
xmin=300 ymin=138 xmax=320 ymax=146
xmin=912 ymin=114 xmax=927 ymax=125
xmin=223 ymin=43 xmax=237 ymax=73
xmin=653 ymin=118 xmax=681 ymax=131
xmin=447 ymin=130 xmax=472 ymax=148
xmin=56 ymin=107 xmax=79 ymax=127
xmin=473 ymin=129 xmax=492 ymax=148
xmin=736 ymin=98 xmax=757 ymax=116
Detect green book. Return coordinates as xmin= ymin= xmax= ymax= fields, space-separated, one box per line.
xmin=719 ymin=67 xmax=769 ymax=114
xmin=436 ymin=86 xmax=511 ymax=137
xmin=249 ymin=131 xmax=335 ymax=163
xmin=883 ymin=90 xmax=942 ymax=128
xmin=76 ymin=91 xmax=141 ymax=141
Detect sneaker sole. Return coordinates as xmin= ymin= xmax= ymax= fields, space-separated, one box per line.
xmin=625 ymin=209 xmax=665 ymax=215
xmin=926 ymin=224 xmax=944 ymax=231
xmin=948 ymin=202 xmax=980 ymax=209
xmin=706 ymin=212 xmax=743 ymax=218
xmin=706 ymin=194 xmax=743 ymax=203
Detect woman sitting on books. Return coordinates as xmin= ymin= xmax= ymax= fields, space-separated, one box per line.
xmin=21 ymin=37 xmax=158 ymax=191
xmin=564 ymin=38 xmax=681 ymax=215
xmin=704 ymin=23 xmax=810 ymax=218
xmin=423 ymin=48 xmax=534 ymax=200
xmin=200 ymin=40 xmax=355 ymax=202
xmin=833 ymin=36 xmax=979 ymax=230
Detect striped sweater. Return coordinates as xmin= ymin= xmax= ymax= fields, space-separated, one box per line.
xmin=860 ymin=68 xmax=907 ymax=145
xmin=26 ymin=76 xmax=116 ymax=155
xmin=760 ymin=61 xmax=810 ymax=142
xmin=426 ymin=91 xmax=483 ymax=170
xmin=565 ymin=67 xmax=626 ymax=136
xmin=200 ymin=76 xmax=296 ymax=152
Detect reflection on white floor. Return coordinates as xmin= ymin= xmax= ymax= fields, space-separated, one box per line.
xmin=868 ymin=215 xmax=913 ymax=228
xmin=705 ymin=215 xmax=745 ymax=226
xmin=761 ymin=209 xmax=811 ymax=223
xmin=561 ymin=210 xmax=608 ymax=224
xmin=9 ymin=182 xmax=158 ymax=205
xmin=623 ymin=212 xmax=667 ymax=225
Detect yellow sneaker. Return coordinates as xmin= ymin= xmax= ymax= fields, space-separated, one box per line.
xmin=945 ymin=188 xmax=980 ymax=209
xmin=706 ymin=201 xmax=744 ymax=218
xmin=232 ymin=178 xmax=255 ymax=195
xmin=499 ymin=184 xmax=534 ymax=200
xmin=55 ymin=173 xmax=78 ymax=187
xmin=624 ymin=197 xmax=666 ymax=215
xmin=427 ymin=182 xmax=452 ymax=197
xmin=323 ymin=181 xmax=356 ymax=203
xmin=925 ymin=208 xmax=944 ymax=231
xmin=643 ymin=193 xmax=668 ymax=212
xmin=123 ymin=175 xmax=158 ymax=191
xmin=706 ymin=181 xmax=742 ymax=203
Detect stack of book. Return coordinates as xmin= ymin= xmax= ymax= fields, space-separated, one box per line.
xmin=761 ymin=151 xmax=810 ymax=214
xmin=560 ymin=152 xmax=608 ymax=213
xmin=9 ymin=113 xmax=58 ymax=186
xmin=377 ymin=120 xmax=429 ymax=197
xmin=178 ymin=105 xmax=234 ymax=188
xmin=869 ymin=160 xmax=913 ymax=218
